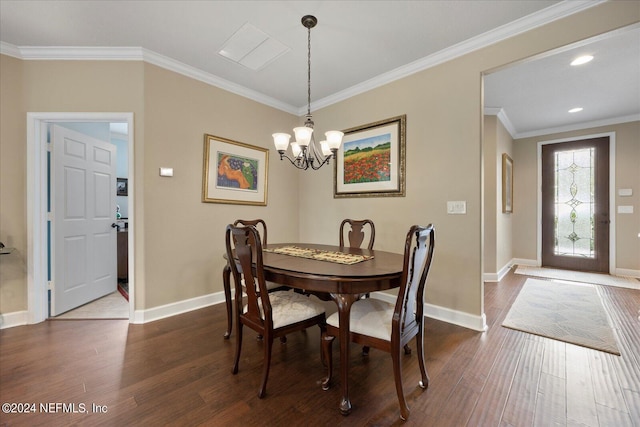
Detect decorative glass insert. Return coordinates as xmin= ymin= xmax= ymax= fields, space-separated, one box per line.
xmin=553 ymin=148 xmax=595 ymax=257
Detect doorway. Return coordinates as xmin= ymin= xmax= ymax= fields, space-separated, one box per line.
xmin=26 ymin=113 xmax=134 ymax=324
xmin=539 ymin=134 xmax=613 ymax=273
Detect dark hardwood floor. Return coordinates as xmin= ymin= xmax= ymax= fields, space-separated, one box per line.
xmin=1 ymin=268 xmax=639 ymax=426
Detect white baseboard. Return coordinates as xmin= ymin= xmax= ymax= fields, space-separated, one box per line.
xmin=0 ymin=310 xmax=29 ymax=329
xmin=615 ymin=268 xmax=640 ymax=279
xmin=132 ymin=291 xmax=227 ymax=324
xmin=511 ymin=258 xmax=539 ymax=267
xmin=484 ymin=262 xmax=514 ymax=282
xmin=372 ymin=292 xmax=487 ymax=332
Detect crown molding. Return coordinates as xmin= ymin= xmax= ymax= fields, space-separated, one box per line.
xmin=309 ymin=0 xmax=605 ymax=114
xmin=514 ymin=114 xmax=640 ymax=139
xmin=484 ymin=107 xmax=517 ymax=139
xmin=1 ymin=0 xmax=604 ymax=116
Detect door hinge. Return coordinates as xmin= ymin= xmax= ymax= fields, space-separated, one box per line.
xmin=47 ymin=281 xmax=54 ymax=290
xmin=47 ymin=212 xmax=54 ymax=221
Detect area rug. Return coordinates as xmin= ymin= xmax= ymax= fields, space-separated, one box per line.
xmin=502 ymin=278 xmax=620 ymax=355
xmin=515 ymin=265 xmax=640 ymax=290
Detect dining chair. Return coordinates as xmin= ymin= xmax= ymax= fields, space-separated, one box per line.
xmin=340 ymin=219 xmax=376 ymax=329
xmin=339 ymin=218 xmax=375 ymax=250
xmin=223 ymin=219 xmax=287 ymax=339
xmin=321 ymin=224 xmax=435 ymax=420
xmin=226 ymin=224 xmax=327 ymax=398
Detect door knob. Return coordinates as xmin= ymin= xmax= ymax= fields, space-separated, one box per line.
xmin=111 ymin=223 xmax=120 ymax=230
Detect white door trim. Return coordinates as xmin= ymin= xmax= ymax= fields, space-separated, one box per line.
xmin=536 ymin=131 xmax=616 ymax=274
xmin=26 ymin=112 xmax=135 ymax=323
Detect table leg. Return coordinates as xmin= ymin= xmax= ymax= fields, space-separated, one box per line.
xmin=332 ymin=292 xmax=358 ymax=415
xmin=223 ymin=264 xmax=232 ymax=339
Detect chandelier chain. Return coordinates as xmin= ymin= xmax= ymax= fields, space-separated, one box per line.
xmin=307 ymin=24 xmax=312 ymax=118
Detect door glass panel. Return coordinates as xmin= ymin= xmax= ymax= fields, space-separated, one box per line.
xmin=553 ymin=148 xmax=595 ymax=258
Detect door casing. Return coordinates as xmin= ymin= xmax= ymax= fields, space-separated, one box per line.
xmin=26 ymin=112 xmax=135 ymax=324
xmin=536 ymin=132 xmax=616 ymax=274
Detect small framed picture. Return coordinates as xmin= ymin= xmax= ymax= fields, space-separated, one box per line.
xmin=202 ymin=134 xmax=269 ymax=206
xmin=334 ymin=115 xmax=406 ymax=198
xmin=117 ymin=178 xmax=128 ymax=196
xmin=502 ymin=153 xmax=513 ymax=213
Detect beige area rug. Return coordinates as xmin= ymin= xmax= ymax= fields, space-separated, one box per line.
xmin=54 ymin=291 xmax=129 ymax=319
xmin=502 ymin=278 xmax=620 ymax=355
xmin=515 ymin=265 xmax=640 ymax=290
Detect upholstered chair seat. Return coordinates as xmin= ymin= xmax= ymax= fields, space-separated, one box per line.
xmin=245 ymin=290 xmax=326 ymax=329
xmin=326 ymin=298 xmax=393 ymax=341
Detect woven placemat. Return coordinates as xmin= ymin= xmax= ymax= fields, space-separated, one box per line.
xmin=264 ymin=245 xmax=373 ymax=265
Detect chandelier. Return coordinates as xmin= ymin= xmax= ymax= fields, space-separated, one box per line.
xmin=272 ymin=15 xmax=343 ymax=170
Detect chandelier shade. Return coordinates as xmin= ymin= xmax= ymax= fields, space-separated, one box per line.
xmin=272 ymin=15 xmax=343 ymax=170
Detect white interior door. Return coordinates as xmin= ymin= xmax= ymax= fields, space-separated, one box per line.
xmin=51 ymin=125 xmax=118 ymax=316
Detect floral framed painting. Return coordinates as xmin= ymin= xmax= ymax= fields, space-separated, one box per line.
xmin=202 ymin=134 xmax=269 ymax=206
xmin=334 ymin=115 xmax=406 ymax=198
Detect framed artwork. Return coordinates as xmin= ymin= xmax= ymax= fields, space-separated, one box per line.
xmin=117 ymin=178 xmax=128 ymax=196
xmin=334 ymin=115 xmax=406 ymax=198
xmin=202 ymin=134 xmax=269 ymax=206
xmin=502 ymin=153 xmax=513 ymax=213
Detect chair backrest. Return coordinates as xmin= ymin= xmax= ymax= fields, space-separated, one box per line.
xmin=393 ymin=224 xmax=435 ymax=341
xmin=339 ymin=219 xmax=375 ymax=250
xmin=225 ymin=224 xmax=272 ymax=328
xmin=233 ymin=219 xmax=267 ymax=245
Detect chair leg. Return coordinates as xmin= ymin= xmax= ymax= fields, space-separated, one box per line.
xmin=362 ymin=346 xmax=370 ymax=356
xmin=231 ymin=323 xmax=243 ymax=375
xmin=404 ymin=344 xmax=412 ymax=355
xmin=258 ymin=337 xmax=274 ymax=398
xmin=391 ymin=345 xmax=410 ymax=421
xmin=321 ymin=332 xmax=334 ymax=391
xmin=222 ymin=265 xmax=232 ymax=339
xmin=416 ymin=327 xmax=429 ymax=389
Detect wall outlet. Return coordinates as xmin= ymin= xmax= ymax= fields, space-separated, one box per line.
xmin=618 ymin=205 xmax=634 ymax=214
xmin=447 ymin=201 xmax=467 ymax=214
xmin=159 ymin=167 xmax=174 ymax=177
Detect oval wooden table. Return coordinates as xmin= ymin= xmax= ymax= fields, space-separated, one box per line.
xmin=222 ymin=243 xmax=404 ymax=415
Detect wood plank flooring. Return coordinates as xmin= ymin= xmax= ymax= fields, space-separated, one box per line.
xmin=1 ymin=268 xmax=639 ymax=426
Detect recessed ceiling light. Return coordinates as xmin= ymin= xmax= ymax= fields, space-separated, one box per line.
xmin=571 ymin=55 xmax=594 ymax=66
xmin=568 ymin=107 xmax=583 ymax=113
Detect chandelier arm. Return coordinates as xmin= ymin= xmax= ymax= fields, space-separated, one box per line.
xmin=278 ymin=152 xmax=310 ymax=170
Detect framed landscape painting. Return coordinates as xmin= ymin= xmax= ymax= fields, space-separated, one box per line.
xmin=202 ymin=134 xmax=269 ymax=206
xmin=334 ymin=115 xmax=406 ymax=198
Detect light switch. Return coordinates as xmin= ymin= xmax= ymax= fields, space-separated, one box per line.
xmin=447 ymin=201 xmax=467 ymax=214
xmin=618 ymin=205 xmax=634 ymax=214
xmin=619 ymin=188 xmax=633 ymax=197
xmin=159 ymin=167 xmax=174 ymax=177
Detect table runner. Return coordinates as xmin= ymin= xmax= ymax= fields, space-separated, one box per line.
xmin=264 ymin=245 xmax=374 ymax=265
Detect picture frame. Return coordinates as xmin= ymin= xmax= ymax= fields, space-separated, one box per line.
xmin=202 ymin=134 xmax=269 ymax=206
xmin=334 ymin=115 xmax=406 ymax=198
xmin=117 ymin=178 xmax=128 ymax=196
xmin=502 ymin=153 xmax=513 ymax=213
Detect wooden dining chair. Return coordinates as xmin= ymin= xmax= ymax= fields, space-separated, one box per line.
xmin=340 ymin=219 xmax=376 ymax=321
xmin=223 ymin=219 xmax=287 ymax=339
xmin=339 ymin=219 xmax=375 ymax=250
xmin=226 ymin=224 xmax=327 ymax=398
xmin=321 ymin=224 xmax=435 ymax=420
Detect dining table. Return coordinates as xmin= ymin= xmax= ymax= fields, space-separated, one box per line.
xmin=222 ymin=242 xmax=405 ymax=415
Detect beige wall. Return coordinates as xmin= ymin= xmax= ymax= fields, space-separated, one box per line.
xmin=0 ymin=55 xmax=26 ymax=314
xmin=483 ymin=115 xmax=514 ymax=278
xmin=1 ymin=1 xmax=638 ymax=324
xmin=513 ymin=121 xmax=640 ymax=272
xmin=141 ymin=64 xmax=299 ymax=309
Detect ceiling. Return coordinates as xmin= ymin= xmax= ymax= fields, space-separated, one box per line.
xmin=1 ymin=1 xmax=638 ymax=138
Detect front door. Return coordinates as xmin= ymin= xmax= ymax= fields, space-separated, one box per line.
xmin=541 ymin=137 xmax=610 ymax=272
xmin=51 ymin=125 xmax=118 ymax=315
